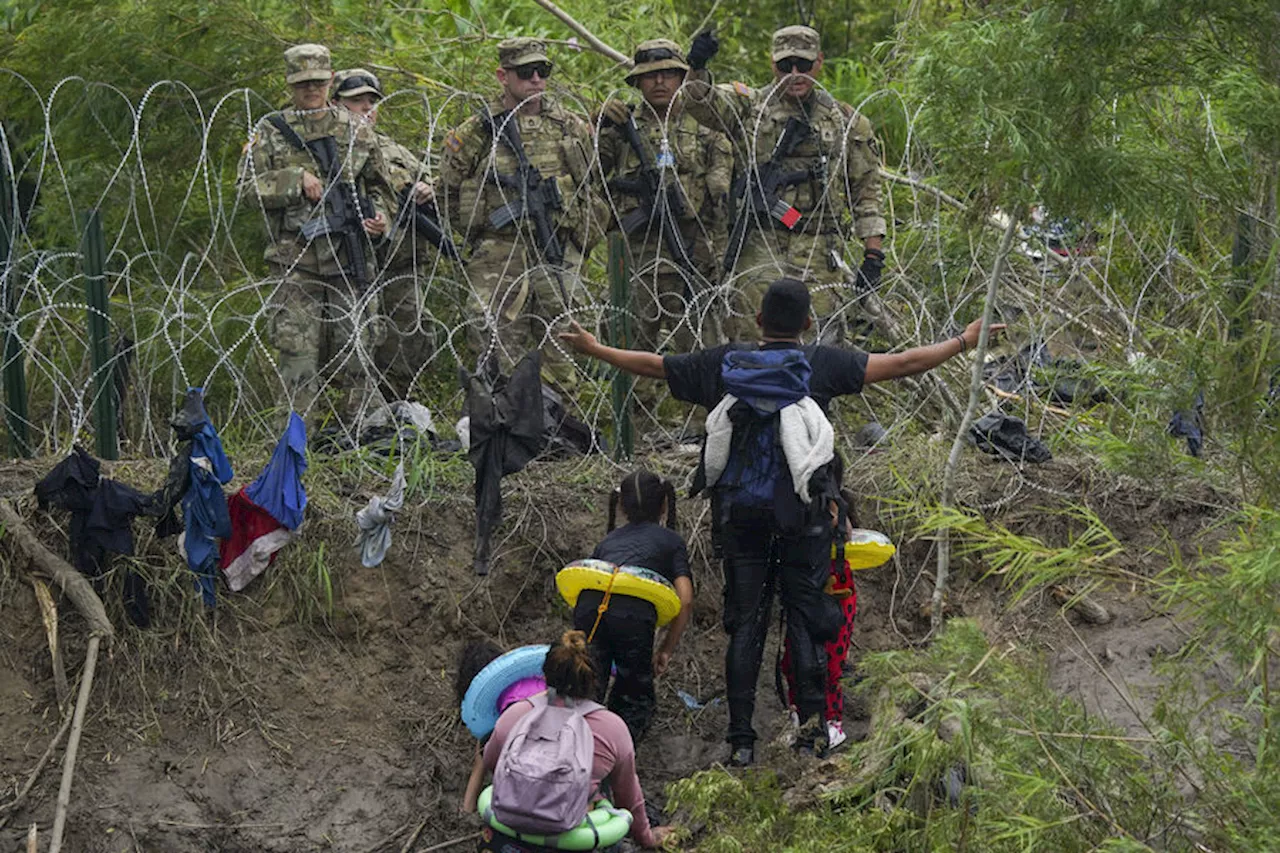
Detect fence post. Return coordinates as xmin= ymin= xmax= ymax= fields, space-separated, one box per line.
xmin=606 ymin=233 xmax=633 ymax=460
xmin=80 ymin=210 xmax=117 ymax=460
xmin=0 ymin=141 xmax=29 ymax=457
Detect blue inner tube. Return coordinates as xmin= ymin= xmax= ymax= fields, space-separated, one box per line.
xmin=461 ymin=645 xmax=549 ymax=739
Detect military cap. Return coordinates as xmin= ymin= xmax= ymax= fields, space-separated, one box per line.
xmin=334 ymin=68 xmax=383 ymax=99
xmin=284 ymin=43 xmax=333 ymax=85
xmin=771 ymin=26 xmax=821 ymax=61
xmin=497 ymin=37 xmax=550 ymax=69
xmin=625 ymin=39 xmax=689 ymax=85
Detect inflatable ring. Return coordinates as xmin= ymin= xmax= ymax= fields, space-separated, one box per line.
xmin=478 ymin=785 xmax=633 ymax=851
xmin=556 ymin=558 xmax=682 ymax=627
xmin=832 ymin=528 xmax=896 ymax=569
xmin=461 ymin=645 xmax=549 ymax=739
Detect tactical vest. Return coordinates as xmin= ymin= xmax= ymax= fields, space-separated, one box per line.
xmin=744 ymin=87 xmax=876 ymax=236
xmin=614 ymin=109 xmax=723 ymax=220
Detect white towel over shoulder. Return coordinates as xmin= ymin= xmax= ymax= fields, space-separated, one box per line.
xmin=702 ymin=395 xmax=834 ymax=504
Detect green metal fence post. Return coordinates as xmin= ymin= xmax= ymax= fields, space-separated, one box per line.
xmin=607 ymin=233 xmax=634 ymax=460
xmin=0 ymin=142 xmax=29 ymax=457
xmin=81 ymin=209 xmax=117 ymax=460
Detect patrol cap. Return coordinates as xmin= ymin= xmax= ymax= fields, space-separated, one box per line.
xmin=497 ymin=37 xmax=551 ymax=69
xmin=334 ymin=68 xmax=383 ymax=99
xmin=771 ymin=26 xmax=821 ymax=62
xmin=625 ymin=39 xmax=689 ymax=85
xmin=284 ymin=43 xmax=333 ymax=85
xmin=761 ymin=278 xmax=811 ymax=335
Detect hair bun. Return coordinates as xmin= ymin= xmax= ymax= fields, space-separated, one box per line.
xmin=562 ymin=630 xmax=587 ymax=652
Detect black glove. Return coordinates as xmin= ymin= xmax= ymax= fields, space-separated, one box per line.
xmin=687 ymin=30 xmax=720 ymax=71
xmin=596 ymin=99 xmax=631 ymax=129
xmin=856 ymin=248 xmax=885 ymax=291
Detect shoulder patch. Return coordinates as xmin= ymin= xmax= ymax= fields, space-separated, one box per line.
xmin=733 ymin=81 xmax=751 ymax=98
xmin=444 ymin=131 xmax=463 ymax=153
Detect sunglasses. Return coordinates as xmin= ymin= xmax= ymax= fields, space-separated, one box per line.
xmin=633 ymin=47 xmax=680 ymax=64
xmin=336 ymin=75 xmax=382 ymax=96
xmin=776 ymin=57 xmax=815 ymax=74
xmin=512 ymin=63 xmax=553 ymax=80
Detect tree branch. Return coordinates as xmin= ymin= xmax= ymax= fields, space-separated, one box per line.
xmin=932 ymin=212 xmax=1020 ymax=632
xmin=529 ymin=0 xmax=631 ymax=66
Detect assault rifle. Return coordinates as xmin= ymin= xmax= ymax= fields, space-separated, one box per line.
xmin=389 ymin=185 xmax=462 ymax=263
xmin=722 ymin=116 xmax=813 ymax=276
xmin=608 ymin=117 xmax=703 ymax=290
xmin=480 ymin=109 xmax=566 ymax=274
xmin=267 ymin=116 xmax=374 ymax=290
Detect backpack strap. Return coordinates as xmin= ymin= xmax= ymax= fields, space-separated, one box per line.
xmin=265 ymin=114 xmax=307 ymax=153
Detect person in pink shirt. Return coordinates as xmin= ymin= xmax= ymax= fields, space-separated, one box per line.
xmin=480 ymin=631 xmax=673 ymax=851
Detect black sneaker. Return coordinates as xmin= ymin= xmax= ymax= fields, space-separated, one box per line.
xmin=728 ymin=746 xmax=754 ymax=767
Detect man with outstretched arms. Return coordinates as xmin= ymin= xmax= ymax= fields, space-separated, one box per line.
xmin=238 ymin=44 xmax=393 ymax=415
xmin=681 ymin=26 xmax=886 ymax=343
xmin=438 ymin=38 xmax=599 ymax=387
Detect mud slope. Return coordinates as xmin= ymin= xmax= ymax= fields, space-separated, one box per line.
xmin=0 ymin=449 xmax=1231 ymax=851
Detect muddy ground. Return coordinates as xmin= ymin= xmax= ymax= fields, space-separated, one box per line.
xmin=0 ymin=445 xmax=1235 ymax=852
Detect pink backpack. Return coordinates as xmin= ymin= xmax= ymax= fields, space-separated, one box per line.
xmin=491 ymin=693 xmax=602 ymax=834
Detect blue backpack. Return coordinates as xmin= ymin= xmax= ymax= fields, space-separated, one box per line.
xmin=711 ymin=348 xmax=812 ymax=508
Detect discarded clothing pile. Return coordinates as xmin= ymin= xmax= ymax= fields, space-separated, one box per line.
xmin=312 ymin=401 xmax=462 ymax=456
xmin=984 ymin=340 xmax=1108 ymax=406
xmin=969 ymin=412 xmax=1053 ymax=464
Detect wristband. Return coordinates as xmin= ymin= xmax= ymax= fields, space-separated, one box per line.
xmin=955 ymin=334 xmax=967 ymax=354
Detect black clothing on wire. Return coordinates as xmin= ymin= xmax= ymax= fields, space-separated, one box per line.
xmin=35 ymin=446 xmax=159 ymax=627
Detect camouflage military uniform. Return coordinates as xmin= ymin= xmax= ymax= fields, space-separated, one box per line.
xmin=598 ymin=40 xmax=733 ymax=354
xmin=371 ymin=132 xmax=442 ymax=399
xmin=685 ymin=27 xmax=885 ymax=342
xmin=237 ymin=45 xmax=393 ymax=414
xmin=439 ymin=39 xmax=597 ymax=387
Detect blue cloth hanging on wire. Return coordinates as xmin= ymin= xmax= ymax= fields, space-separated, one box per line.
xmin=176 ymin=388 xmax=233 ymax=607
xmin=244 ymin=412 xmax=307 ymax=530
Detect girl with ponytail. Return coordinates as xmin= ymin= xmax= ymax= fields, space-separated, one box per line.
xmin=573 ymin=470 xmax=693 ymax=742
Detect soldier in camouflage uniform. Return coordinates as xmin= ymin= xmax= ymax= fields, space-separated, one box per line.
xmin=597 ymin=39 xmax=733 ymax=358
xmin=682 ymin=26 xmax=886 ymax=343
xmin=439 ymin=38 xmax=598 ymax=387
xmin=238 ymin=44 xmax=394 ymax=415
xmin=332 ymin=68 xmax=440 ymax=401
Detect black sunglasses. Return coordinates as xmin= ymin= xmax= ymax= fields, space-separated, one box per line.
xmin=512 ymin=63 xmax=553 ymax=80
xmin=776 ymin=57 xmax=815 ymax=74
xmin=634 ymin=47 xmax=680 ymax=64
xmin=336 ymin=75 xmax=381 ymax=96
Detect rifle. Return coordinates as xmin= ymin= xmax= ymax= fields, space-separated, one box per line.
xmin=608 ymin=117 xmax=703 ymax=289
xmin=267 ymin=115 xmax=373 ymax=289
xmin=722 ymin=116 xmax=814 ymax=276
xmin=479 ymin=109 xmax=566 ymax=274
xmin=389 ymin=185 xmax=463 ymax=263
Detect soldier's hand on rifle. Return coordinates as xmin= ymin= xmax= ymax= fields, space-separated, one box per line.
xmin=687 ymin=30 xmax=719 ymax=70
xmin=558 ymin=320 xmax=598 ymax=354
xmin=301 ymin=170 xmax=324 ymax=202
xmin=362 ymin=213 xmax=387 ymax=237
xmin=597 ymin=99 xmax=632 ymax=129
xmin=856 ymin=247 xmax=885 ymax=291
xmin=410 ymin=181 xmax=434 ymax=205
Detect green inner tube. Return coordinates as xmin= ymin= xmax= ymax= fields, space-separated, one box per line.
xmin=477 ymin=785 xmax=633 ymax=850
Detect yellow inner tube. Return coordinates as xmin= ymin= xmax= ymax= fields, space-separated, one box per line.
xmin=556 ymin=559 xmax=682 ymax=627
xmin=832 ymin=528 xmax=897 ymax=569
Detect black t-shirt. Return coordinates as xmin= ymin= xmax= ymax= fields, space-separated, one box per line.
xmin=663 ymin=341 xmax=869 ymax=412
xmin=575 ymin=521 xmax=691 ymax=624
